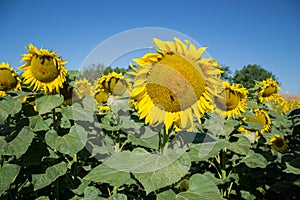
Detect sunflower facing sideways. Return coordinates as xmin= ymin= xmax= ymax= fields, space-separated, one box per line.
xmin=238 ymin=109 xmax=272 ymax=136
xmin=19 ymin=44 xmax=67 ymax=94
xmin=257 ymin=78 xmax=280 ymax=103
xmin=270 ymin=134 xmax=288 ymax=152
xmin=94 ymin=72 xmax=131 ymax=111
xmin=214 ymin=82 xmax=248 ymax=118
xmin=129 ymin=37 xmax=223 ymax=133
xmin=0 ymin=62 xmax=21 ymax=97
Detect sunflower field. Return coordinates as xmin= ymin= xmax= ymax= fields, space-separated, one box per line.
xmin=0 ymin=38 xmax=300 ymax=200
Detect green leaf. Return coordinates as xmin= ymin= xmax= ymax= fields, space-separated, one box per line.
xmin=35 ymin=196 xmax=50 ymax=200
xmin=0 ymin=126 xmax=35 ymax=158
xmin=157 ymin=190 xmax=177 ymax=200
xmin=107 ymin=193 xmax=127 ymax=200
xmin=61 ymin=103 xmax=94 ymax=123
xmin=84 ymin=164 xmax=134 ymax=188
xmin=45 ymin=125 xmax=87 ymax=156
xmin=0 ymin=164 xmax=20 ymax=196
xmin=188 ymin=139 xmax=229 ymax=162
xmin=132 ymin=150 xmax=191 ymax=194
xmin=188 ymin=174 xmax=222 ymax=199
xmin=35 ymin=94 xmax=64 ymax=114
xmin=29 ymin=115 xmax=51 ymax=131
xmin=241 ymin=150 xmax=267 ymax=168
xmin=284 ymin=162 xmax=300 ymax=175
xmin=177 ymin=191 xmax=222 ymax=200
xmin=83 ymin=186 xmax=101 ymax=200
xmin=32 ymin=162 xmax=68 ymax=190
xmin=228 ymin=136 xmax=251 ymax=155
xmin=0 ymin=97 xmax=22 ymax=123
xmin=240 ymin=190 xmax=256 ymax=200
xmin=127 ymin=126 xmax=159 ymax=149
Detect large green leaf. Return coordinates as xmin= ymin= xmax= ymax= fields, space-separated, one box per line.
xmin=61 ymin=103 xmax=94 ymax=123
xmin=188 ymin=174 xmax=222 ymax=199
xmin=127 ymin=126 xmax=159 ymax=149
xmin=84 ymin=164 xmax=134 ymax=188
xmin=83 ymin=186 xmax=101 ymax=200
xmin=45 ymin=125 xmax=87 ymax=156
xmin=0 ymin=126 xmax=35 ymax=158
xmin=29 ymin=115 xmax=51 ymax=131
xmin=0 ymin=164 xmax=20 ymax=196
xmin=228 ymin=136 xmax=251 ymax=155
xmin=32 ymin=162 xmax=68 ymax=190
xmin=35 ymin=94 xmax=64 ymax=114
xmin=188 ymin=139 xmax=229 ymax=162
xmin=132 ymin=150 xmax=191 ymax=194
xmin=0 ymin=96 xmax=22 ymax=123
xmin=240 ymin=150 xmax=267 ymax=168
xmin=284 ymin=159 xmax=300 ymax=175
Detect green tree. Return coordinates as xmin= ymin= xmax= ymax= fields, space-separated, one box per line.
xmin=232 ymin=64 xmax=278 ymax=88
xmin=220 ymin=65 xmax=233 ymax=83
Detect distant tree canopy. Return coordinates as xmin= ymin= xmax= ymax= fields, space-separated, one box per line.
xmin=76 ymin=64 xmax=129 ymax=83
xmin=220 ymin=65 xmax=233 ymax=83
xmin=232 ymin=64 xmax=278 ymax=89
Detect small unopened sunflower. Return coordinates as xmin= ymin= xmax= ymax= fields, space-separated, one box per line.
xmin=19 ymin=44 xmax=67 ymax=94
xmin=257 ymin=78 xmax=280 ymax=102
xmin=239 ymin=109 xmax=271 ymax=135
xmin=270 ymin=134 xmax=288 ymax=152
xmin=130 ymin=37 xmax=222 ymax=133
xmin=94 ymin=72 xmax=130 ymax=106
xmin=0 ymin=62 xmax=21 ymax=97
xmin=214 ymin=82 xmax=248 ymax=118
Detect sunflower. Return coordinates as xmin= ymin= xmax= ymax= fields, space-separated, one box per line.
xmin=130 ymin=37 xmax=222 ymax=133
xmin=238 ymin=109 xmax=271 ymax=135
xmin=271 ymin=94 xmax=289 ymax=114
xmin=94 ymin=72 xmax=130 ymax=109
xmin=270 ymin=134 xmax=288 ymax=152
xmin=19 ymin=44 xmax=67 ymax=94
xmin=214 ymin=82 xmax=248 ymax=118
xmin=74 ymin=78 xmax=94 ymax=100
xmin=0 ymin=62 xmax=21 ymax=97
xmin=257 ymin=78 xmax=280 ymax=102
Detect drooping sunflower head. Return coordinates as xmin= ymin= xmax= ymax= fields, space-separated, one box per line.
xmin=19 ymin=44 xmax=67 ymax=94
xmin=214 ymin=81 xmax=248 ymax=118
xmin=270 ymin=134 xmax=288 ymax=152
xmin=239 ymin=109 xmax=271 ymax=135
xmin=257 ymin=78 xmax=280 ymax=102
xmin=94 ymin=72 xmax=131 ymax=106
xmin=130 ymin=37 xmax=223 ymax=133
xmin=270 ymin=94 xmax=289 ymax=114
xmin=0 ymin=62 xmax=21 ymax=97
xmin=73 ymin=78 xmax=94 ymax=100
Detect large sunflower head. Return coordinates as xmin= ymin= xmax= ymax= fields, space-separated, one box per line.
xmin=214 ymin=81 xmax=248 ymax=118
xmin=94 ymin=72 xmax=131 ymax=105
xmin=0 ymin=62 xmax=21 ymax=97
xmin=19 ymin=44 xmax=67 ymax=94
xmin=257 ymin=78 xmax=280 ymax=102
xmin=270 ymin=134 xmax=288 ymax=152
xmin=238 ymin=109 xmax=271 ymax=135
xmin=130 ymin=37 xmax=223 ymax=133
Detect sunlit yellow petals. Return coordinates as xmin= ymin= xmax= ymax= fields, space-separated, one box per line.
xmin=257 ymin=78 xmax=280 ymax=102
xmin=0 ymin=62 xmax=21 ymax=96
xmin=214 ymin=82 xmax=248 ymax=118
xmin=130 ymin=38 xmax=222 ymax=133
xmin=19 ymin=44 xmax=67 ymax=94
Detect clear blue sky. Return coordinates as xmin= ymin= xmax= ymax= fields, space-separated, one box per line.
xmin=1 ymin=0 xmax=300 ymax=93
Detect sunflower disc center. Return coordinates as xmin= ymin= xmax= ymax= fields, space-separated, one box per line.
xmin=262 ymin=85 xmax=276 ymax=97
xmin=31 ymin=54 xmax=59 ymax=82
xmin=0 ymin=69 xmax=17 ymax=91
xmin=145 ymin=54 xmax=206 ymax=112
xmin=274 ymin=139 xmax=284 ymax=147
